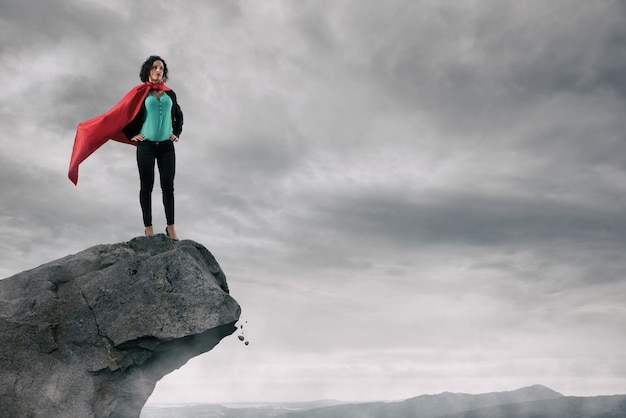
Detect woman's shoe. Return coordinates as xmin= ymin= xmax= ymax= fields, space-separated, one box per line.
xmin=165 ymin=226 xmax=179 ymax=241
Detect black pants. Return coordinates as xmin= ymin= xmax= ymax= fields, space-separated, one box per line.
xmin=137 ymin=140 xmax=175 ymax=227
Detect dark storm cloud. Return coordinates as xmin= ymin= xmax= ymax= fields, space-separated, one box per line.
xmin=315 ymin=190 xmax=624 ymax=250
xmin=255 ymin=1 xmax=626 ymax=283
xmin=328 ymin=1 xmax=626 ymax=134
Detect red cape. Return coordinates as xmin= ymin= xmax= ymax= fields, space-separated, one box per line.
xmin=68 ymin=82 xmax=171 ymax=185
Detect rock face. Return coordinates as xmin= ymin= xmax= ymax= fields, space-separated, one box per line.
xmin=0 ymin=235 xmax=241 ymax=417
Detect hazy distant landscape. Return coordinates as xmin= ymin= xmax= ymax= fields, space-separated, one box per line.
xmin=141 ymin=400 xmax=347 ymax=418
xmin=141 ymin=385 xmax=626 ymax=418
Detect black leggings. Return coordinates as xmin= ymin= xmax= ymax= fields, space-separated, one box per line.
xmin=137 ymin=140 xmax=175 ymax=227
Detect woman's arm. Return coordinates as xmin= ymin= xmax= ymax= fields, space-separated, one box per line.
xmin=167 ymin=90 xmax=184 ymax=137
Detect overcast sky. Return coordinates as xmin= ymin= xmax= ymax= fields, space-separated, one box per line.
xmin=1 ymin=0 xmax=626 ymax=405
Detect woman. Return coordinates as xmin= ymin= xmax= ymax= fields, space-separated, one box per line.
xmin=125 ymin=56 xmax=183 ymax=240
xmin=68 ymin=55 xmax=184 ymax=240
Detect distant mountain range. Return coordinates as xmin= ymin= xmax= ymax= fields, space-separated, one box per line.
xmin=141 ymin=385 xmax=626 ymax=418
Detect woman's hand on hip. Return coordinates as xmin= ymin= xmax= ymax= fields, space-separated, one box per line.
xmin=131 ymin=134 xmax=145 ymax=142
xmin=170 ymin=134 xmax=179 ymax=142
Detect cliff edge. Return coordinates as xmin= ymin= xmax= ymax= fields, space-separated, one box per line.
xmin=0 ymin=235 xmax=241 ymax=417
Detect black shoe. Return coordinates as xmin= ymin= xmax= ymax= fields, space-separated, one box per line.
xmin=165 ymin=227 xmax=179 ymax=241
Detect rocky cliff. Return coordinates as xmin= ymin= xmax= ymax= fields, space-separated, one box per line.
xmin=0 ymin=235 xmax=241 ymax=417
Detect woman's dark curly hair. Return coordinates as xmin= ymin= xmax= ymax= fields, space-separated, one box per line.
xmin=139 ymin=55 xmax=169 ymax=82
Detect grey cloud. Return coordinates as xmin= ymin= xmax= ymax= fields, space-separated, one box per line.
xmin=0 ymin=0 xmax=124 ymax=45
xmin=286 ymin=2 xmax=337 ymax=53
xmin=0 ymin=152 xmax=129 ymax=230
xmin=327 ymin=1 xmax=626 ymax=133
xmin=307 ymin=188 xmax=625 ymax=259
xmin=215 ymin=134 xmax=305 ymax=178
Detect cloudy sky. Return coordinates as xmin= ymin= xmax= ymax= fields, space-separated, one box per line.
xmin=2 ymin=0 xmax=626 ymax=405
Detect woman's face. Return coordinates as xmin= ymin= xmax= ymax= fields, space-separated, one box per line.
xmin=148 ymin=60 xmax=165 ymax=83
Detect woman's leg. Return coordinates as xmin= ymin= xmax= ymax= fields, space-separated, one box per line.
xmin=137 ymin=141 xmax=156 ymax=229
xmin=157 ymin=141 xmax=177 ymax=239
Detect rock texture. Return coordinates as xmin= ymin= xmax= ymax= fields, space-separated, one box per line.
xmin=0 ymin=235 xmax=241 ymax=418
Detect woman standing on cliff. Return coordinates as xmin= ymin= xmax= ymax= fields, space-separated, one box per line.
xmin=68 ymin=55 xmax=184 ymax=240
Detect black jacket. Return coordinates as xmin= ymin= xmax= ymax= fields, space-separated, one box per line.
xmin=122 ymin=90 xmax=183 ymax=140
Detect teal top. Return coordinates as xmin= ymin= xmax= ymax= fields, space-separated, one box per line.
xmin=140 ymin=92 xmax=173 ymax=141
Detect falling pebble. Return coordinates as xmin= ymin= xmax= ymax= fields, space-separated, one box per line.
xmin=245 ymin=341 xmax=249 ymax=345
xmin=238 ymin=335 xmax=244 ymax=341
